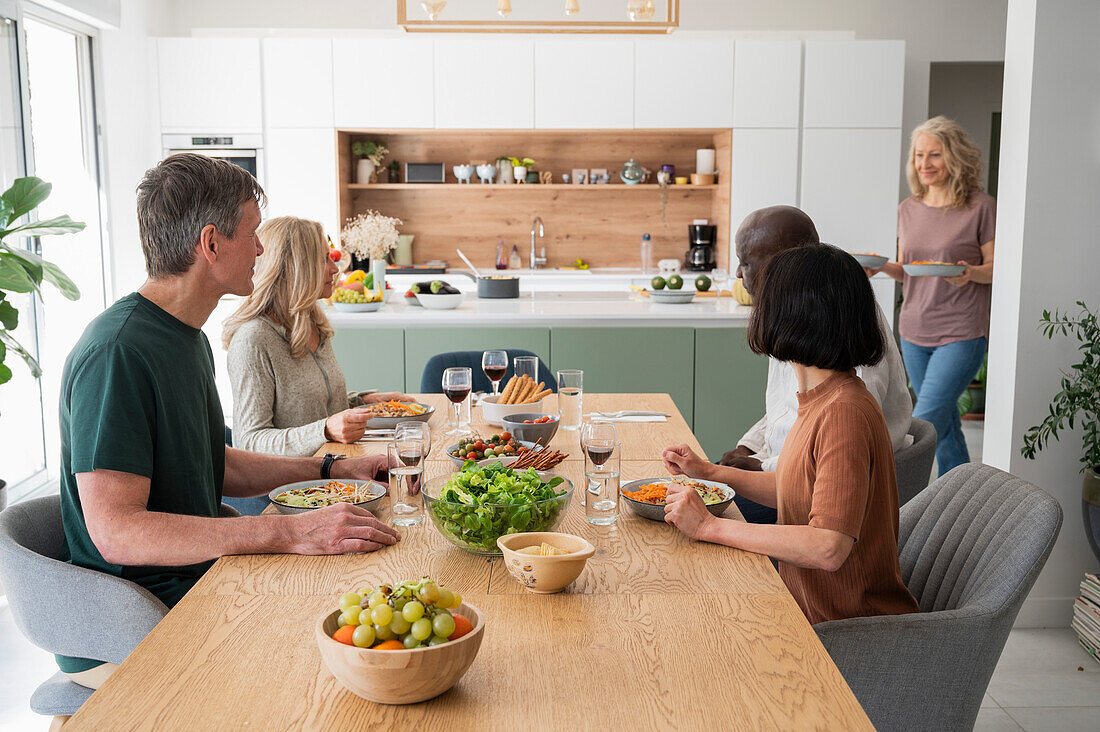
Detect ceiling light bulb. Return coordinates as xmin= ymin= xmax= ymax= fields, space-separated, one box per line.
xmin=497 ymin=0 xmax=512 ymax=17
xmin=420 ymin=0 xmax=446 ymax=21
xmin=639 ymin=0 xmax=655 ymax=20
xmin=564 ymin=0 xmax=580 ymax=16
xmin=626 ymin=0 xmax=645 ymax=21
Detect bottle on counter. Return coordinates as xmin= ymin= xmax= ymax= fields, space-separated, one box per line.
xmin=640 ymin=233 xmax=653 ymax=274
xmin=496 ymin=239 xmax=508 ymax=270
xmin=509 ymin=244 xmax=522 ymax=269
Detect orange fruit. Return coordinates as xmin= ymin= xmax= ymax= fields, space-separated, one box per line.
xmin=332 ymin=625 xmax=356 ymax=646
xmin=372 ymin=639 xmax=406 ymax=650
xmin=448 ymin=614 xmax=474 ymax=640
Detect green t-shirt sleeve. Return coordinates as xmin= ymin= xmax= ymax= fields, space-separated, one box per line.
xmin=68 ymin=342 xmax=156 ymax=478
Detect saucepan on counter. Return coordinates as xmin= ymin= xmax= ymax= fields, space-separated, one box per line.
xmin=457 ymin=249 xmax=520 ymax=299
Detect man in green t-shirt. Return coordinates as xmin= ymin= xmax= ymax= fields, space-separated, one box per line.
xmin=57 ymin=153 xmax=399 ymax=687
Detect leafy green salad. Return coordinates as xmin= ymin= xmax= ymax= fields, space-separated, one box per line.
xmin=427 ymin=462 xmax=569 ymax=553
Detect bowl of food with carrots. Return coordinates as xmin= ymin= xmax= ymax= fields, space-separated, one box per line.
xmin=317 ymin=577 xmax=485 ymax=704
xmin=619 ymin=477 xmax=735 ymax=522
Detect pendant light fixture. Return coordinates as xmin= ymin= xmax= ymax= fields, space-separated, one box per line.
xmin=420 ymin=0 xmax=446 ymax=21
xmin=497 ymin=0 xmax=511 ymax=17
xmin=626 ymin=0 xmax=646 ymax=21
xmin=638 ymin=0 xmax=656 ymax=20
xmin=564 ymin=0 xmax=579 ymax=16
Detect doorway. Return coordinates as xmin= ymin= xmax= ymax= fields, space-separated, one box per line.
xmin=928 ymin=62 xmax=1005 ymax=195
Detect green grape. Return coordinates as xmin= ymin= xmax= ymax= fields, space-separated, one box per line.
xmin=392 ymin=597 xmax=408 ymax=611
xmin=432 ymin=612 xmax=456 ymax=638
xmin=449 ymin=591 xmax=463 ymax=609
xmin=339 ymin=592 xmax=361 ymax=611
xmin=352 ymin=625 xmax=375 ymax=648
xmin=340 ymin=608 xmax=361 ymax=627
xmin=402 ymin=600 xmax=425 ymax=622
xmin=374 ymin=623 xmax=395 ymax=641
xmin=337 ymin=614 xmax=348 ymax=628
xmin=367 ymin=590 xmax=386 ymax=609
xmin=403 ymin=633 xmax=422 ymax=649
xmin=390 ymin=615 xmax=411 ymax=635
xmin=411 ymin=618 xmax=432 ymax=641
xmin=358 ymin=608 xmax=373 ymax=626
xmin=436 ymin=588 xmax=454 ymax=609
xmin=355 ymin=586 xmax=372 ymax=598
xmin=417 ymin=581 xmax=440 ymax=605
xmin=371 ymin=604 xmax=393 ymax=626
xmin=428 ymin=635 xmax=449 ymax=647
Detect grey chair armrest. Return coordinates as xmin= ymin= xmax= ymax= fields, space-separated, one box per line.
xmin=219 ymin=502 xmax=242 ymax=518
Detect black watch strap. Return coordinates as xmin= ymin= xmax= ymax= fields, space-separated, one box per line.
xmin=321 ymin=452 xmax=345 ymax=479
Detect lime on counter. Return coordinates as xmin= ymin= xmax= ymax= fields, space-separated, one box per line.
xmin=668 ymin=274 xmax=684 ymax=290
xmin=651 ymin=276 xmax=666 ymax=290
xmin=695 ymin=275 xmax=711 ymax=292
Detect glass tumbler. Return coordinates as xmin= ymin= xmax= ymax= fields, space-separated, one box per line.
xmin=387 ymin=441 xmax=424 ymax=527
xmin=557 ymin=369 xmax=583 ymax=431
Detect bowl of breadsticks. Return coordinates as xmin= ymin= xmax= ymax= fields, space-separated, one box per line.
xmin=480 ymin=374 xmax=552 ymax=427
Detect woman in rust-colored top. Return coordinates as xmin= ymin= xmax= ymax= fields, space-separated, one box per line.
xmin=870 ymin=116 xmax=995 ymax=476
xmin=662 ymin=244 xmax=919 ymax=624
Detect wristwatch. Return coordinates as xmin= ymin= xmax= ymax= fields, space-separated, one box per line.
xmin=321 ymin=452 xmax=346 ymax=479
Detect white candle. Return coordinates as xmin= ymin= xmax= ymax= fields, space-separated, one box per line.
xmin=696 ymin=149 xmax=716 ymax=175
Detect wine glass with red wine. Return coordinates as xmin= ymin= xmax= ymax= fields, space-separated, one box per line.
xmin=482 ymin=350 xmax=508 ymax=396
xmin=580 ymin=420 xmax=620 ymax=525
xmin=442 ymin=366 xmax=472 ymax=436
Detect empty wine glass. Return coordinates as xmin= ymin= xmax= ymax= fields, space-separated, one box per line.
xmin=482 ymin=350 xmax=508 ymax=396
xmin=442 ymin=367 xmax=472 ymax=436
xmin=395 ymin=420 xmax=431 ymax=460
xmin=711 ymin=267 xmax=729 ymax=298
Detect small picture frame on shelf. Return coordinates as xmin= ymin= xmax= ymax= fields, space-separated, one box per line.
xmin=590 ymin=168 xmax=609 ymax=185
xmin=571 ymin=168 xmax=588 ymax=185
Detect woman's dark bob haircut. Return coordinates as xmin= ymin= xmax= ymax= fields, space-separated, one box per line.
xmin=747 ymin=244 xmax=886 ymax=371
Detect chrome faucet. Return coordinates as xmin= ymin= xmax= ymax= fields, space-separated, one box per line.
xmin=530 ymin=216 xmax=547 ymax=269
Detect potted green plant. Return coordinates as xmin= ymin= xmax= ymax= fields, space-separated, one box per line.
xmin=1021 ymin=301 xmax=1100 ymax=560
xmin=509 ymin=157 xmax=536 ymax=185
xmin=351 ymin=141 xmax=389 ymax=184
xmin=0 ymin=176 xmax=84 ymax=508
xmin=957 ymin=354 xmax=987 ymax=418
xmin=386 ymin=160 xmax=400 ymax=184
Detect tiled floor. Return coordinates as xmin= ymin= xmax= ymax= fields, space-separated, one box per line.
xmin=2 ymin=421 xmax=1096 ymax=730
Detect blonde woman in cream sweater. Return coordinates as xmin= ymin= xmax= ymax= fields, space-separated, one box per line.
xmin=223 ymin=216 xmax=409 ymax=459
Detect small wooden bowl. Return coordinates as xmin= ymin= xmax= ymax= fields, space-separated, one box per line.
xmin=497 ymin=532 xmax=595 ymax=594
xmin=316 ymin=602 xmax=485 ymax=704
xmin=690 ymin=173 xmax=716 ymax=185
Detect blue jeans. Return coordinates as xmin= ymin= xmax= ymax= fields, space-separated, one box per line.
xmin=901 ymin=336 xmax=987 ymax=477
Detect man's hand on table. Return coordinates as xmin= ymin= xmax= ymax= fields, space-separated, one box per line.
xmin=290 ymin=503 xmax=400 ymax=554
xmin=331 ymin=453 xmax=394 ymax=484
xmin=663 ymin=480 xmax=717 ymax=541
xmin=718 ymin=445 xmax=763 ymax=471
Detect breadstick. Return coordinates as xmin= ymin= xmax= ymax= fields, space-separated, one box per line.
xmin=529 ymin=388 xmax=552 ymax=403
xmin=522 ymin=381 xmax=545 ymax=404
xmin=500 ymin=376 xmax=519 ymax=404
xmin=514 ymin=376 xmax=535 ymax=404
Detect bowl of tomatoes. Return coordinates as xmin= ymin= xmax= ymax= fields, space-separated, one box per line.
xmin=446 ymin=432 xmax=536 ymax=468
xmin=501 ymin=413 xmax=560 ymax=444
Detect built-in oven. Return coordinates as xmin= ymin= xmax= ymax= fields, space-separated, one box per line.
xmin=162 ymin=133 xmax=264 ymax=184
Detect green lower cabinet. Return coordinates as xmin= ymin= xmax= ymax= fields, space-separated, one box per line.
xmin=549 ymin=327 xmax=695 ymax=424
xmin=693 ymin=328 xmax=769 ymax=462
xmin=331 ymin=328 xmax=407 ymax=393
xmin=403 ymin=327 xmax=551 ymax=392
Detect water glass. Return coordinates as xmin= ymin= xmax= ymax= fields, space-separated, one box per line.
xmin=557 ymin=369 xmax=583 ymax=431
xmin=482 ymin=350 xmax=508 ymax=396
xmin=442 ymin=366 xmax=472 ymax=436
xmin=581 ymin=424 xmax=619 ymax=525
xmin=514 ymin=355 xmax=539 ymax=382
xmin=387 ymin=441 xmax=424 ymax=527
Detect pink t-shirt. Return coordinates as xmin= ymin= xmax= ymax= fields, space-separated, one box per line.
xmin=898 ymin=191 xmax=996 ymax=347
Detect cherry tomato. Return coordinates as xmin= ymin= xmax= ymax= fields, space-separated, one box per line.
xmin=328 ymin=249 xmax=342 ymax=262
xmin=474 ymin=441 xmax=486 ymax=451
xmin=500 ymin=431 xmax=511 ymax=441
xmin=466 ymin=451 xmax=478 ymax=460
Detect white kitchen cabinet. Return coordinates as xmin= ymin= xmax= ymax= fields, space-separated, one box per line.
xmin=263 ymin=128 xmax=338 ymax=238
xmin=732 ymin=40 xmax=802 ymax=129
xmin=803 ymin=40 xmax=905 ymax=128
xmin=262 ymin=39 xmax=333 ymax=128
xmin=728 ymin=128 xmax=800 ymax=265
xmin=332 ymin=38 xmax=434 ymax=128
xmin=634 ymin=39 xmax=734 ymax=129
xmin=156 ymin=38 xmax=263 ymax=132
xmin=534 ymin=39 xmax=633 ymax=129
xmin=434 ymin=39 xmax=534 ymax=129
xmin=800 ymin=128 xmax=903 ymax=318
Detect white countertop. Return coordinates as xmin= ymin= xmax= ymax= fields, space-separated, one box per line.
xmin=326 ymin=291 xmax=753 ymax=328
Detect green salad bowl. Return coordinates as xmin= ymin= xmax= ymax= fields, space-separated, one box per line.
xmin=421 ymin=473 xmax=574 ymax=556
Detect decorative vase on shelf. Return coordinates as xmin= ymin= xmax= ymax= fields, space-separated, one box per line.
xmin=370 ymin=258 xmax=386 ymax=295
xmin=356 ymin=159 xmax=376 ymax=184
xmin=512 ymin=165 xmax=528 ymax=184
xmin=497 ymin=160 xmax=514 ymax=185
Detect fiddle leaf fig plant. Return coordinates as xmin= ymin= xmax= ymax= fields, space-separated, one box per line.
xmin=1021 ymin=301 xmax=1100 ymax=472
xmin=0 ymin=176 xmax=84 ymax=386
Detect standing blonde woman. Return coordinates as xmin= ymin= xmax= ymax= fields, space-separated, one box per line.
xmin=870 ymin=116 xmax=995 ymax=475
xmin=223 ymin=216 xmax=409 ymax=459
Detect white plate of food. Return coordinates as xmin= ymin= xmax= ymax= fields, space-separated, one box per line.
xmin=268 ymin=479 xmax=387 ymax=515
xmin=360 ymin=400 xmax=435 ymax=428
xmin=902 ymin=262 xmax=966 ymax=277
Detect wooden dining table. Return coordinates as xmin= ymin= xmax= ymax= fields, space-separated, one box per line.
xmin=65 ymin=393 xmax=872 ymax=730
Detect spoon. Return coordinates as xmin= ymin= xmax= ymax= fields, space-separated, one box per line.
xmin=456 ymin=249 xmax=481 ymax=280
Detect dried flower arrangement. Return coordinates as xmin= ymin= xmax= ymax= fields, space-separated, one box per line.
xmin=351 ymin=141 xmax=389 ymax=168
xmin=341 ymin=210 xmax=404 ymax=261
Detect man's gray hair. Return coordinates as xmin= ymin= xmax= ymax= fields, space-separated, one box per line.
xmin=136 ymin=153 xmax=266 ymax=278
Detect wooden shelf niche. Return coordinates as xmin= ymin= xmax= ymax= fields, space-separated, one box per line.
xmin=337 ymin=129 xmax=731 ymax=271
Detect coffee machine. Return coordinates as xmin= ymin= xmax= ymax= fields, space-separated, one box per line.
xmin=684 ymin=223 xmax=717 ymax=271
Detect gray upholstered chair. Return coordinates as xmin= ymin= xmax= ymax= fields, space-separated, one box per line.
xmin=894 ymin=417 xmax=936 ymax=506
xmin=814 ymin=463 xmax=1063 ymax=732
xmin=0 ymin=495 xmax=240 ymax=720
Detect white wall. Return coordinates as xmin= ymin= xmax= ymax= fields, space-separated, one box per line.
xmin=984 ymin=0 xmax=1100 ymax=626
xmin=928 ymin=62 xmax=1004 ymax=191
